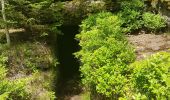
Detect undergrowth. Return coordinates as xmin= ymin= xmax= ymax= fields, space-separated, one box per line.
xmin=0 ymin=42 xmax=57 ymax=99
xmin=75 ymin=7 xmax=168 ymax=99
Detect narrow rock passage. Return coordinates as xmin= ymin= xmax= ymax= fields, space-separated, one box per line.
xmin=56 ymin=25 xmax=82 ymax=100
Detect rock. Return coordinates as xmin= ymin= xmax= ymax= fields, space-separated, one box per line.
xmin=136 ymin=46 xmax=145 ymax=52
xmin=127 ymin=34 xmax=170 ymax=60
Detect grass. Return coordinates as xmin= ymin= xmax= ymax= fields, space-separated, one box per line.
xmin=81 ymin=92 xmax=90 ymax=100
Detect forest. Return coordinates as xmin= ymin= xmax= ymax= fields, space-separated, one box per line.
xmin=0 ymin=0 xmax=170 ymax=100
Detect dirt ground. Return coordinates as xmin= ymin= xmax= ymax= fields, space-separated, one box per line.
xmin=127 ymin=33 xmax=170 ymax=60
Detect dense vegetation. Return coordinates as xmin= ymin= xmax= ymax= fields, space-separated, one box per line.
xmin=0 ymin=0 xmax=170 ymax=100
xmin=75 ymin=0 xmax=168 ymax=99
xmin=75 ymin=12 xmax=136 ymax=99
xmin=131 ymin=52 xmax=170 ymax=99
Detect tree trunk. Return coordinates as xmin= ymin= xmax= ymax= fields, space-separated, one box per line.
xmin=1 ymin=0 xmax=10 ymax=46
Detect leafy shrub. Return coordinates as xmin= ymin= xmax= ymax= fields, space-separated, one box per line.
xmin=0 ymin=78 xmax=31 ymax=100
xmin=75 ymin=12 xmax=135 ymax=99
xmin=118 ymin=9 xmax=143 ymax=33
xmin=78 ymin=12 xmax=124 ymax=41
xmin=120 ymin=0 xmax=144 ymax=10
xmin=142 ymin=12 xmax=166 ymax=32
xmin=0 ymin=54 xmax=30 ymax=100
xmin=0 ymin=55 xmax=7 ymax=80
xmin=26 ymin=71 xmax=56 ymax=100
xmin=118 ymin=0 xmax=144 ymax=33
xmin=130 ymin=52 xmax=170 ymax=99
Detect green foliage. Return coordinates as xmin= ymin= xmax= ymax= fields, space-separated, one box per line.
xmin=78 ymin=12 xmax=124 ymax=41
xmin=118 ymin=9 xmax=143 ymax=33
xmin=130 ymin=52 xmax=170 ymax=99
xmin=142 ymin=12 xmax=166 ymax=32
xmin=0 ymin=43 xmax=57 ymax=99
xmin=120 ymin=0 xmax=144 ymax=10
xmin=76 ymin=9 xmax=168 ymax=99
xmin=26 ymin=71 xmax=56 ymax=100
xmin=0 ymin=54 xmax=30 ymax=100
xmin=6 ymin=0 xmax=107 ymax=32
xmin=118 ymin=0 xmax=144 ymax=33
xmin=3 ymin=0 xmax=63 ymax=36
xmin=1 ymin=42 xmax=58 ymax=73
xmin=116 ymin=0 xmax=167 ymax=33
xmin=75 ymin=12 xmax=135 ymax=98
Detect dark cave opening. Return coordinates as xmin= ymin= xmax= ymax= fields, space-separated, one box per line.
xmin=55 ymin=25 xmax=82 ymax=99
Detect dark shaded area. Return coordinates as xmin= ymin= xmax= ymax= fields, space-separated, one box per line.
xmin=55 ymin=25 xmax=82 ymax=99
xmin=0 ymin=31 xmax=32 ymax=44
xmin=57 ymin=25 xmax=80 ymax=82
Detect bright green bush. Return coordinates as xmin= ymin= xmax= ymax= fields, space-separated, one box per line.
xmin=78 ymin=12 xmax=124 ymax=42
xmin=142 ymin=12 xmax=166 ymax=31
xmin=0 ymin=78 xmax=31 ymax=100
xmin=130 ymin=52 xmax=170 ymax=99
xmin=75 ymin=12 xmax=135 ymax=99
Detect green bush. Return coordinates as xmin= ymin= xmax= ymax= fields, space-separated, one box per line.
xmin=142 ymin=12 xmax=166 ymax=32
xmin=118 ymin=0 xmax=144 ymax=33
xmin=118 ymin=9 xmax=143 ymax=33
xmin=75 ymin=12 xmax=135 ymax=99
xmin=0 ymin=54 xmax=30 ymax=100
xmin=78 ymin=12 xmax=124 ymax=41
xmin=130 ymin=52 xmax=170 ymax=99
xmin=0 ymin=55 xmax=7 ymax=80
